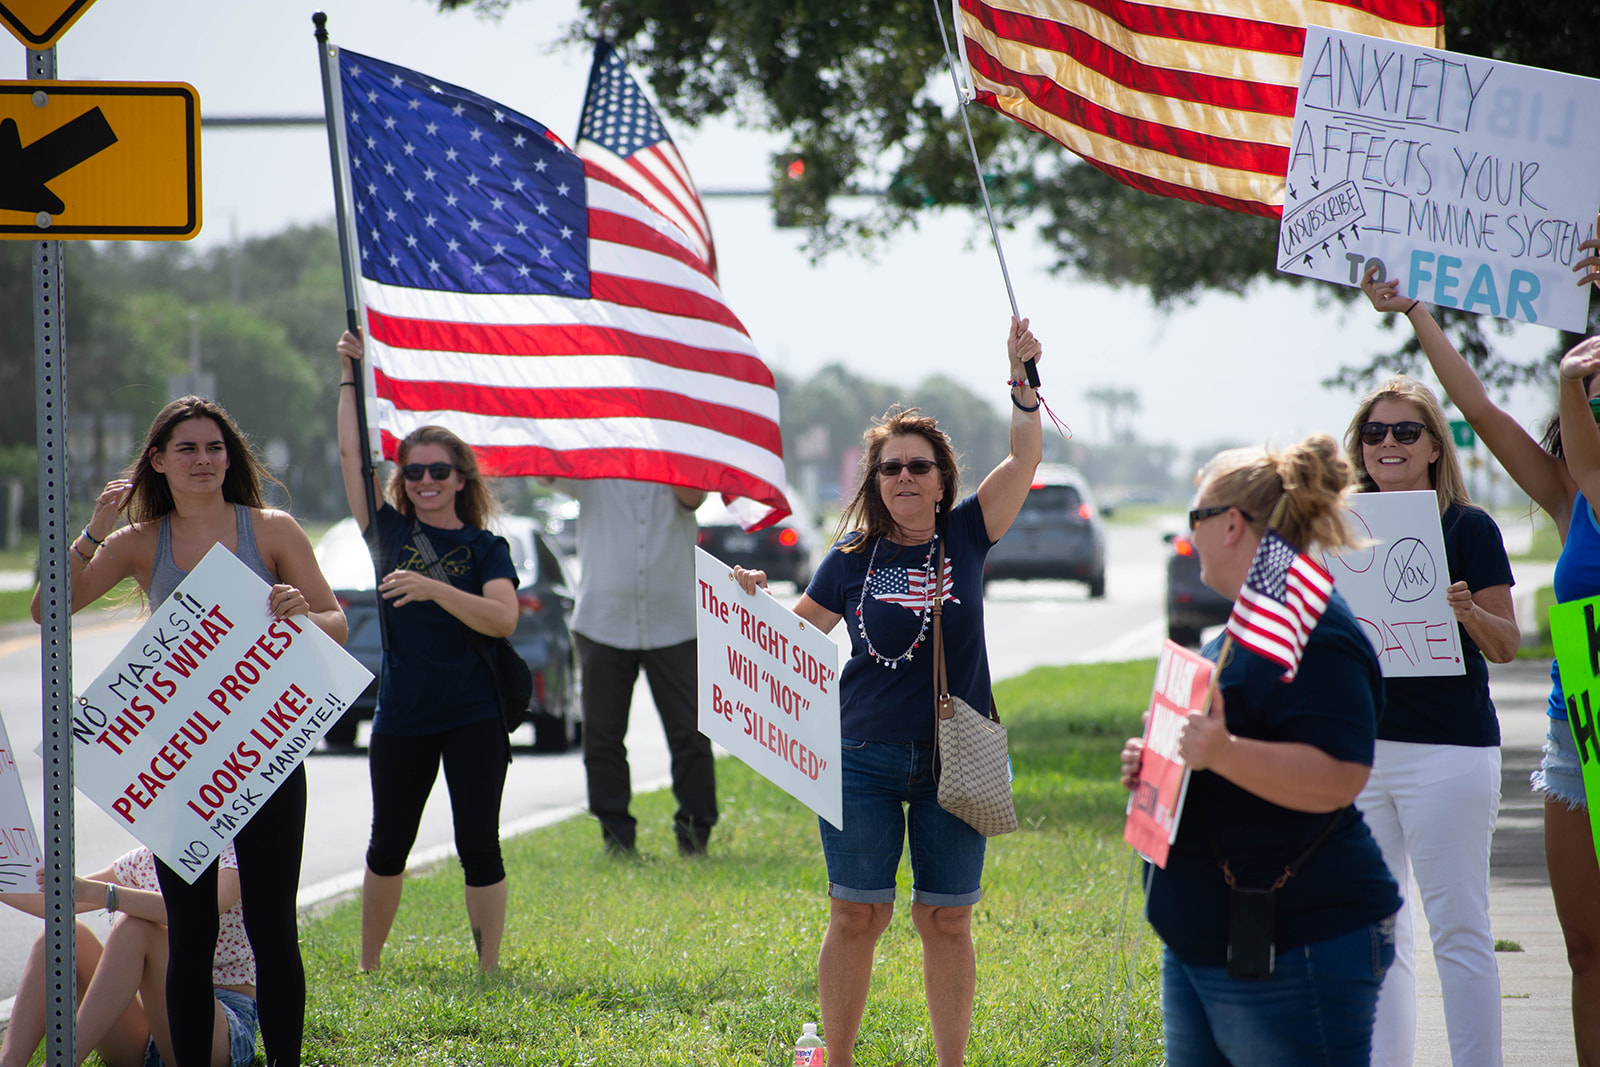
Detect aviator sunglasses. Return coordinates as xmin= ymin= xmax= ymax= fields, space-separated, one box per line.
xmin=875 ymin=459 xmax=939 ymax=478
xmin=401 ymin=462 xmax=459 ymax=481
xmin=1358 ymin=421 xmax=1427 ymax=446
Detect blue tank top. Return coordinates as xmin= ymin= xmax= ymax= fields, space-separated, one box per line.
xmin=1548 ymin=491 xmax=1600 ymax=720
xmin=148 ymin=503 xmax=278 ymax=608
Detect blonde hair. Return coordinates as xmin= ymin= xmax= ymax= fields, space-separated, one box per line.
xmin=1344 ymin=375 xmax=1470 ymax=513
xmin=386 ymin=425 xmax=499 ymax=529
xmin=1199 ymin=434 xmax=1360 ymax=555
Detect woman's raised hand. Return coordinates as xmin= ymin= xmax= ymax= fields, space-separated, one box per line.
xmin=1361 ymin=264 xmax=1413 ymax=314
xmin=86 ymin=479 xmax=132 ymax=543
xmin=1560 ymin=335 xmax=1600 ymax=381
xmin=1574 ymin=229 xmax=1600 ymax=289
xmin=337 ymin=331 xmax=364 ymax=366
xmin=1007 ymin=316 xmax=1043 ymax=379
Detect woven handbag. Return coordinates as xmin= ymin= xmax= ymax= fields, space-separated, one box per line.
xmin=931 ymin=543 xmax=1017 ymax=837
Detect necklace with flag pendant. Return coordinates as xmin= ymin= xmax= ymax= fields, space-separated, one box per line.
xmin=856 ymin=531 xmax=939 ymax=668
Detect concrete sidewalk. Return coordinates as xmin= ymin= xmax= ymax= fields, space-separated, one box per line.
xmin=1410 ymin=657 xmax=1576 ymax=1067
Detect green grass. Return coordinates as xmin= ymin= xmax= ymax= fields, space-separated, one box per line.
xmin=292 ymin=659 xmax=1166 ymax=1066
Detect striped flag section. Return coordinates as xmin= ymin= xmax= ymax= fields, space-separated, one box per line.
xmin=1225 ymin=528 xmax=1334 ymax=680
xmin=956 ymin=0 xmax=1444 ymax=217
xmin=335 ymin=47 xmax=789 ymax=527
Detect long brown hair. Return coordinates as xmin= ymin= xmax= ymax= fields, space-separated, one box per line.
xmin=835 ymin=406 xmax=961 ymax=553
xmin=1199 ymin=434 xmax=1361 ymax=555
xmin=123 ymin=396 xmax=276 ymax=525
xmin=1344 ymin=375 xmax=1469 ymax=513
xmin=386 ymin=425 xmax=499 ymax=528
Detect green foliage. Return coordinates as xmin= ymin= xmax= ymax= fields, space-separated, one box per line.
xmin=296 ymin=658 xmax=1165 ymax=1065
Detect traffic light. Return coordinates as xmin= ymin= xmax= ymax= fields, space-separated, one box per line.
xmin=772 ymin=150 xmax=825 ymax=229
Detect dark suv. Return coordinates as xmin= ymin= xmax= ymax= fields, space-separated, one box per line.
xmin=981 ymin=463 xmax=1107 ymax=597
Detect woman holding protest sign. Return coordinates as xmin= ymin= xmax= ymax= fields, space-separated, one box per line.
xmin=334 ymin=331 xmax=519 ymax=975
xmin=1119 ymin=436 xmax=1400 ymax=1067
xmin=29 ymin=395 xmax=345 ymax=1067
xmin=731 ymin=317 xmax=1041 ymax=1067
xmin=1365 ymin=261 xmax=1600 ymax=1064
xmin=1343 ymin=372 xmax=1517 ymax=1067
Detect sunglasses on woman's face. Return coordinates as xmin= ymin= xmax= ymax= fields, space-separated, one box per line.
xmin=1358 ymin=421 xmax=1427 ymax=446
xmin=875 ymin=459 xmax=939 ymax=478
xmin=401 ymin=462 xmax=458 ymax=482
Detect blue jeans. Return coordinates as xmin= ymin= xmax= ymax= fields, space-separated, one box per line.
xmin=818 ymin=738 xmax=985 ymax=906
xmin=1162 ymin=920 xmax=1395 ymax=1067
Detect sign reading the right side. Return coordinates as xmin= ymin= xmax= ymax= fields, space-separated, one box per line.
xmin=1547 ymin=596 xmax=1600 ymax=860
xmin=1279 ymin=27 xmax=1600 ymax=331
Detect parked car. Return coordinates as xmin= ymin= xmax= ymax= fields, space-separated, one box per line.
xmin=982 ymin=463 xmax=1107 ymax=597
xmin=314 ymin=515 xmax=581 ymax=752
xmin=1163 ymin=529 xmax=1233 ymax=646
xmin=695 ymin=489 xmax=821 ymax=588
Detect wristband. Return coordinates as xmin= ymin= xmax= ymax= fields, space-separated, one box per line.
xmin=1404 ymin=299 xmax=1421 ymax=315
xmin=106 ymin=883 xmax=118 ymax=914
xmin=1011 ymin=391 xmax=1041 ymax=413
xmin=341 ymin=381 xmax=358 ymax=388
xmin=72 ymin=544 xmax=93 ymax=565
xmin=80 ymin=526 xmax=105 ymax=547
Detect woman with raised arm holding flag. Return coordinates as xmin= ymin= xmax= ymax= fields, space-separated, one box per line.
xmin=1119 ymin=436 xmax=1400 ymax=1067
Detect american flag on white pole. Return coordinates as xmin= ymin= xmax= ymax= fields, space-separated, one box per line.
xmin=1225 ymin=528 xmax=1334 ymax=680
xmin=334 ymin=46 xmax=790 ymax=528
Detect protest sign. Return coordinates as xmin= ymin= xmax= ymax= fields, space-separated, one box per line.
xmin=1279 ymin=27 xmax=1600 ymax=331
xmin=1124 ymin=641 xmax=1212 ymax=868
xmin=694 ymin=547 xmax=842 ymax=830
xmin=1548 ymin=595 xmax=1600 ymax=858
xmin=1314 ymin=491 xmax=1463 ymax=678
xmin=0 ymin=710 xmax=42 ymax=890
xmin=72 ymin=545 xmax=372 ymax=882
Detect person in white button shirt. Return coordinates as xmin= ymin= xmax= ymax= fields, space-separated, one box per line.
xmin=544 ymin=478 xmax=714 ymax=855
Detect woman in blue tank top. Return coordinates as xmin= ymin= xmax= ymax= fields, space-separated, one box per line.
xmin=30 ymin=396 xmax=346 ymax=1067
xmin=1363 ymin=265 xmax=1600 ymax=1066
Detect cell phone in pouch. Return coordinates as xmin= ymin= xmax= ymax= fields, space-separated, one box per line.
xmin=1226 ymin=886 xmax=1276 ymax=980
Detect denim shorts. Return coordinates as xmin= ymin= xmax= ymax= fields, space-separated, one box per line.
xmin=819 ymin=738 xmax=986 ymax=907
xmin=1532 ymin=715 xmax=1587 ymax=810
xmin=143 ymin=987 xmax=259 ymax=1067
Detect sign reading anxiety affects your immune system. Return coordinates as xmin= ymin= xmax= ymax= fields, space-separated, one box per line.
xmin=71 ymin=546 xmax=372 ymax=882
xmin=1278 ymin=27 xmax=1600 ymax=331
xmin=695 ymin=548 xmax=843 ymax=830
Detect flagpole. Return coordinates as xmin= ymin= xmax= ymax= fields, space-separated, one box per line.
xmin=931 ymin=0 xmax=1038 ymax=390
xmin=313 ymin=11 xmax=390 ymax=652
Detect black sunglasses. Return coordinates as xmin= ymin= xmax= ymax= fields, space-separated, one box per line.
xmin=401 ymin=462 xmax=459 ymax=482
xmin=875 ymin=459 xmax=939 ymax=478
xmin=1188 ymin=504 xmax=1252 ymax=531
xmin=1359 ymin=421 xmax=1427 ymax=446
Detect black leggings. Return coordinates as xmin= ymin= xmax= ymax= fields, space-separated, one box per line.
xmin=156 ymin=764 xmax=306 ymax=1067
xmin=365 ymin=716 xmax=508 ymax=886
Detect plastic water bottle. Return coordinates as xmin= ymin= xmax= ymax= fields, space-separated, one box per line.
xmin=793 ymin=1022 xmax=826 ymax=1066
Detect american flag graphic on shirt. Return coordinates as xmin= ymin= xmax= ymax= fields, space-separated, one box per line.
xmin=869 ymin=558 xmax=958 ymax=612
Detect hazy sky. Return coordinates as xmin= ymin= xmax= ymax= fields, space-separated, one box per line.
xmin=33 ymin=0 xmax=1573 ymax=460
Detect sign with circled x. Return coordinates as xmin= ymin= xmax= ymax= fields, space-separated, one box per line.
xmin=0 ymin=81 xmax=201 ymax=241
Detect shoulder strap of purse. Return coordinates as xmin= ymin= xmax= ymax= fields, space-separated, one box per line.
xmin=409 ymin=520 xmax=452 ymax=584
xmin=931 ymin=541 xmax=953 ymax=722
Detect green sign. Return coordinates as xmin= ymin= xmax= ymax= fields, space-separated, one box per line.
xmin=1547 ymin=596 xmax=1600 ymax=861
xmin=1450 ymin=419 xmax=1475 ymax=448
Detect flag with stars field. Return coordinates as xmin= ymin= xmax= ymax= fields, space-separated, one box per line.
xmin=332 ymin=47 xmax=790 ymax=526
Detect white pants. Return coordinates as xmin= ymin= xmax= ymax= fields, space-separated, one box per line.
xmin=1357 ymin=740 xmax=1502 ymax=1067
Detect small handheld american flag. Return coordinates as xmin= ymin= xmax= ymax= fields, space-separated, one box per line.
xmin=1225 ymin=528 xmax=1334 ymax=681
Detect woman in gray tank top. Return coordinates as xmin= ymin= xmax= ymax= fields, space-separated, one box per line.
xmin=32 ymin=396 xmax=346 ymax=1067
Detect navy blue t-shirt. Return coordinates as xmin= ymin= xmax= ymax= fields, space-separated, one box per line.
xmin=370 ymin=503 xmax=518 ymax=736
xmin=1145 ymin=593 xmax=1402 ymax=966
xmin=805 ymin=495 xmax=993 ymax=744
xmin=1380 ymin=503 xmax=1512 ymax=747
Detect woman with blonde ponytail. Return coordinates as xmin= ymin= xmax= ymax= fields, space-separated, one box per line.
xmin=1120 ymin=435 xmax=1400 ymax=1067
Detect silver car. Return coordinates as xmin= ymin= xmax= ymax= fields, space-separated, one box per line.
xmin=982 ymin=463 xmax=1107 ymax=597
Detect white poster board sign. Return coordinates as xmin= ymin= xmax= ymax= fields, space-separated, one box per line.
xmin=694 ymin=547 xmax=843 ymax=830
xmin=1279 ymin=27 xmax=1600 ymax=331
xmin=1314 ymin=491 xmax=1464 ymax=677
xmin=72 ymin=545 xmax=373 ymax=882
xmin=0 ymin=711 xmax=43 ymax=890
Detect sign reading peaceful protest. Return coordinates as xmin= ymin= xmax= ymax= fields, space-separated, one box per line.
xmin=1279 ymin=27 xmax=1600 ymax=331
xmin=0 ymin=710 xmax=42 ymax=890
xmin=694 ymin=548 xmax=842 ymax=830
xmin=1311 ymin=491 xmax=1463 ymax=678
xmin=72 ymin=545 xmax=372 ymax=882
xmin=1124 ymin=641 xmax=1212 ymax=869
xmin=1547 ymin=596 xmax=1600 ymax=859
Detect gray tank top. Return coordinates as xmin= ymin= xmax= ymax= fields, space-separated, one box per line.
xmin=148 ymin=503 xmax=278 ymax=607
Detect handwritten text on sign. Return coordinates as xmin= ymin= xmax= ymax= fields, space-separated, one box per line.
xmin=1279 ymin=28 xmax=1600 ymax=331
xmin=694 ymin=548 xmax=843 ymax=830
xmin=0 ymin=710 xmax=42 ymax=890
xmin=73 ymin=546 xmax=372 ymax=882
xmin=1547 ymin=596 xmax=1600 ymax=861
xmin=1313 ymin=491 xmax=1463 ymax=678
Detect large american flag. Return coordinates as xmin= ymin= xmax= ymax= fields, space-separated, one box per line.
xmin=334 ymin=47 xmax=789 ymax=526
xmin=869 ymin=558 xmax=958 ymax=611
xmin=955 ymin=0 xmax=1443 ymax=217
xmin=1226 ymin=529 xmax=1334 ymax=680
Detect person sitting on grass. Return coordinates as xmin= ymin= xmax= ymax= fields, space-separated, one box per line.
xmin=0 ymin=845 xmax=257 ymax=1067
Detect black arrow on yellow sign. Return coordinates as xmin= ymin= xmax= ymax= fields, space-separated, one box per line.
xmin=0 ymin=106 xmax=118 ymax=215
